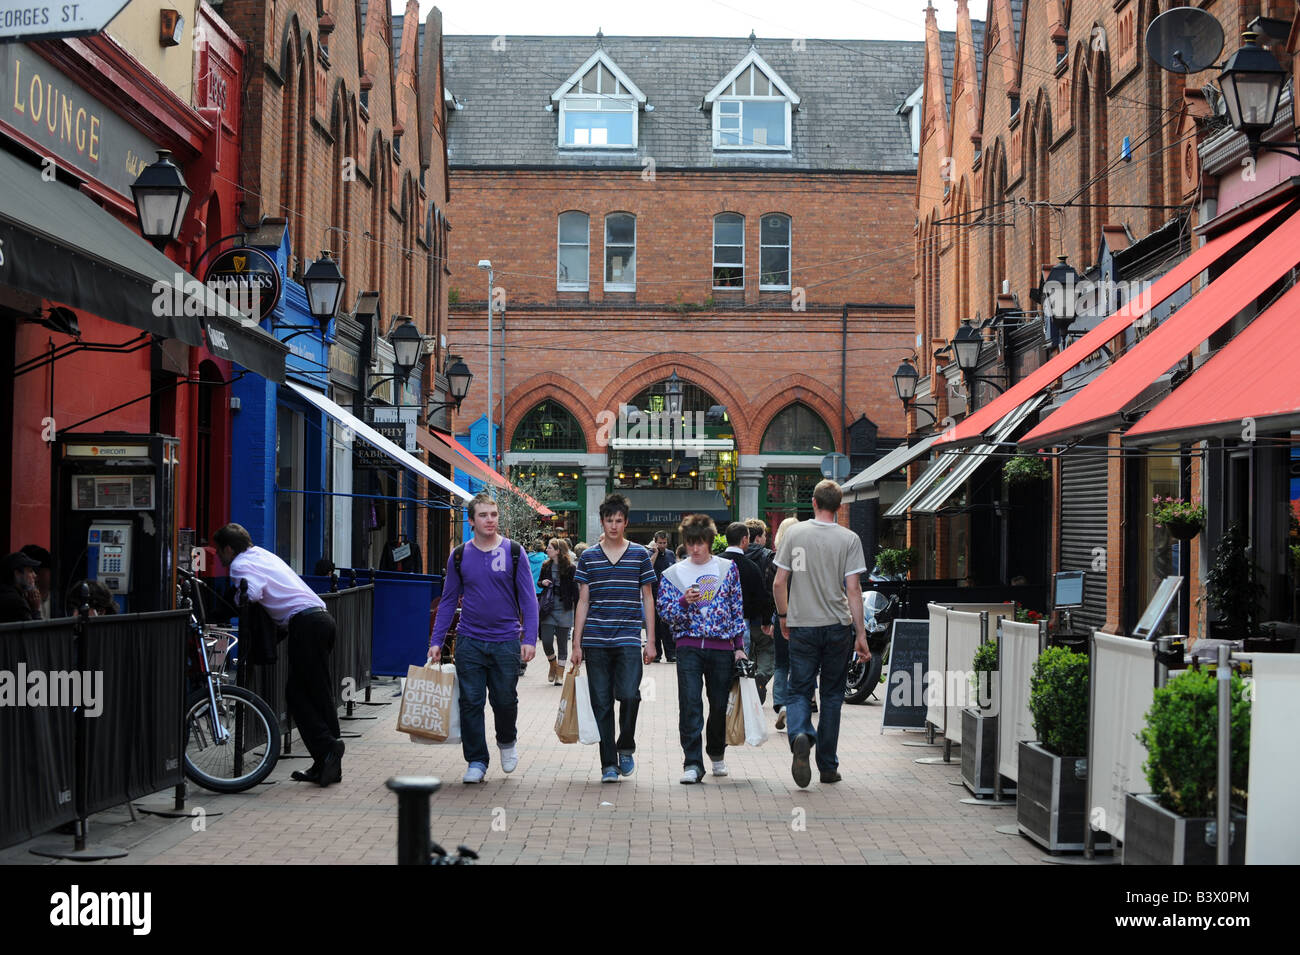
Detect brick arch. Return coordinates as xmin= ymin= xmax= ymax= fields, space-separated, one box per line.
xmin=593 ymin=354 xmax=753 ymax=446
xmin=279 ymin=13 xmax=305 ymax=80
xmin=746 ymin=376 xmax=842 ymax=455
xmin=503 ymin=375 xmax=602 ymax=453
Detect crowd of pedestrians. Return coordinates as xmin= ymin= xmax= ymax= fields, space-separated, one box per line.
xmin=425 ymin=478 xmax=870 ymax=789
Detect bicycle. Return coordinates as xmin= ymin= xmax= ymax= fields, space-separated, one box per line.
xmin=179 ymin=569 xmax=281 ymax=793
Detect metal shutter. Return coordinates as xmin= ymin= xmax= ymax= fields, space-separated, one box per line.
xmin=1059 ymin=448 xmax=1109 ymax=632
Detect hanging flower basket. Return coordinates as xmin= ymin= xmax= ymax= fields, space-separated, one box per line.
xmin=1150 ymin=497 xmax=1206 ymax=541
xmin=1002 ymin=454 xmax=1051 ymax=487
xmin=1164 ymin=517 xmax=1203 ymax=542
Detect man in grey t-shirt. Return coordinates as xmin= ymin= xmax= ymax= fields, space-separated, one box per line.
xmin=772 ymin=480 xmax=869 ymax=788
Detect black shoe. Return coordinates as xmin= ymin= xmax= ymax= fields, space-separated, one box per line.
xmin=666 ymin=655 xmax=677 ymax=663
xmin=791 ymin=734 xmax=812 ymax=789
xmin=317 ymin=740 xmax=344 ymax=787
xmin=291 ymin=763 xmax=322 ymax=782
xmin=820 ymin=770 xmax=842 ymax=784
xmin=654 ymin=655 xmax=663 ymax=663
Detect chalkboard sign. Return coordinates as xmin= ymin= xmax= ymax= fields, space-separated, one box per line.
xmin=882 ymin=619 xmax=929 ymax=731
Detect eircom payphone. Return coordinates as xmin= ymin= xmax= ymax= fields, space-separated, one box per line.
xmin=52 ymin=433 xmax=180 ymax=614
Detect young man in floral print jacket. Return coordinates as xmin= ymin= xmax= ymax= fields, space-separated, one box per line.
xmin=655 ymin=514 xmax=749 ymax=784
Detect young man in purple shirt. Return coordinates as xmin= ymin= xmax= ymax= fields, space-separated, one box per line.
xmin=430 ymin=493 xmax=539 ymax=784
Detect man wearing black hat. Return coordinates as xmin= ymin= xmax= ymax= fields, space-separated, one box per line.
xmin=0 ymin=552 xmax=42 ymax=623
xmin=20 ymin=545 xmax=53 ymax=619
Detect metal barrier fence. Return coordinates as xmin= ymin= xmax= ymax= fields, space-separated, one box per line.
xmin=0 ymin=609 xmax=187 ymax=852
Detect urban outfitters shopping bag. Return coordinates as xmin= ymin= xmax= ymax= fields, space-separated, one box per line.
xmin=555 ymin=664 xmax=580 ymax=743
xmin=738 ymin=677 xmax=768 ymax=746
xmin=397 ymin=663 xmax=458 ymax=742
xmin=575 ymin=665 xmax=600 ymax=745
xmin=725 ymin=680 xmax=746 ymax=746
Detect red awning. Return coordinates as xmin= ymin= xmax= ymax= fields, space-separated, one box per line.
xmin=1021 ymin=205 xmax=1300 ymax=448
xmin=1123 ymin=281 xmax=1300 ymax=444
xmin=933 ymin=205 xmax=1287 ymax=449
xmin=415 ymin=429 xmax=555 ymax=517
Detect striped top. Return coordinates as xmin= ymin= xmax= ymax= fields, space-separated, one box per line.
xmin=574 ymin=542 xmax=656 ymax=648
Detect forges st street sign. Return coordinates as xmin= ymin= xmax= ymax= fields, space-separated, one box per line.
xmin=0 ymin=2 xmax=130 ymax=42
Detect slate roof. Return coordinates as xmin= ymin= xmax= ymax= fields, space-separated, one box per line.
xmin=442 ymin=35 xmax=926 ymax=172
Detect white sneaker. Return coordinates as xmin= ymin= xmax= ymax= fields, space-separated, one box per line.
xmin=499 ymin=743 xmax=519 ymax=774
xmin=711 ymin=760 xmax=729 ymax=777
xmin=462 ymin=764 xmax=487 ymax=784
xmin=679 ymin=766 xmax=705 ymax=784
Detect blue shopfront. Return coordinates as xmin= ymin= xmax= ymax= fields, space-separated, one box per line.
xmin=231 ymin=230 xmax=331 ymax=574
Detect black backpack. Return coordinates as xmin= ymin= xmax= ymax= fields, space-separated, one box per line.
xmin=452 ymin=539 xmax=525 ymax=616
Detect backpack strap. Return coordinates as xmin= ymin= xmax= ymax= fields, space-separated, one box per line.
xmin=453 ymin=539 xmax=526 ymax=619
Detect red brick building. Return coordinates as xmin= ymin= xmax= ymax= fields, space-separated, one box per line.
xmin=443 ymin=33 xmax=923 ymax=546
xmin=900 ymin=0 xmax=1295 ymax=639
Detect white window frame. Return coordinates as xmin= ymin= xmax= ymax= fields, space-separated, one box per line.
xmin=760 ymin=213 xmax=792 ymax=290
xmin=557 ymin=211 xmax=590 ymax=291
xmin=712 ymin=97 xmax=791 ymax=151
xmin=713 ymin=213 xmax=745 ymax=290
xmin=559 ymin=95 xmax=638 ymax=149
xmin=604 ymin=213 xmax=637 ymax=292
xmin=705 ymin=50 xmax=799 ymax=153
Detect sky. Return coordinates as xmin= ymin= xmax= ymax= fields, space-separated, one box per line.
xmin=396 ymin=0 xmax=989 ymax=43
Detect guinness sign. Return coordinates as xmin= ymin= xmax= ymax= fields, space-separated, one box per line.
xmin=203 ymin=247 xmax=282 ymax=321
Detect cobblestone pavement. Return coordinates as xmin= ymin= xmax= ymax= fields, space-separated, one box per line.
xmin=5 ymin=661 xmax=1048 ymax=865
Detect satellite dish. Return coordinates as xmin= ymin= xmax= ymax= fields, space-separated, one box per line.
xmin=1146 ymin=7 xmax=1225 ymax=74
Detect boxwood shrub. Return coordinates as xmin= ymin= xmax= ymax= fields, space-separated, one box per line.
xmin=1028 ymin=646 xmax=1089 ymax=756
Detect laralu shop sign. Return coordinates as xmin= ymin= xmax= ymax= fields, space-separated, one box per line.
xmin=202 ymin=247 xmax=282 ymax=322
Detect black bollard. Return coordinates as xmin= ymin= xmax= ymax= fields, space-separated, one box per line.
xmin=386 ymin=776 xmax=442 ymax=865
xmin=330 ymin=570 xmax=340 ymax=593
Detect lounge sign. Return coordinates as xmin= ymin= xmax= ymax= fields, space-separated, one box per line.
xmin=203 ymin=247 xmax=282 ymax=321
xmin=0 ymin=43 xmax=157 ymax=198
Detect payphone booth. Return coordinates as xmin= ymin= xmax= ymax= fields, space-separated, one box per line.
xmin=52 ymin=433 xmax=180 ymax=614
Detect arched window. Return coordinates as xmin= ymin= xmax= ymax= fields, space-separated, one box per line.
xmin=510 ymin=401 xmax=587 ymax=452
xmin=713 ymin=213 xmax=744 ymax=288
xmin=760 ymin=213 xmax=791 ymax=289
xmin=558 ymin=211 xmax=589 ymax=290
xmin=761 ymin=403 xmax=833 ymax=454
xmin=604 ymin=213 xmax=636 ymax=290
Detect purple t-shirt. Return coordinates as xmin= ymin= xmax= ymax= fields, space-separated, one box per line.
xmin=429 ymin=538 xmax=539 ymax=648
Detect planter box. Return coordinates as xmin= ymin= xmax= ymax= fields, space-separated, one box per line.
xmin=1016 ymin=741 xmax=1112 ymax=853
xmin=960 ymin=707 xmax=1014 ymax=798
xmin=1122 ymin=793 xmax=1246 ymax=865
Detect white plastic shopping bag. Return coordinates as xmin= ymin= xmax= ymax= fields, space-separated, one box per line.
xmin=738 ymin=677 xmax=768 ymax=747
xmin=575 ymin=665 xmax=600 ymax=745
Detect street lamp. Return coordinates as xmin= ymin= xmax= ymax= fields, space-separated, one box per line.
xmin=131 ymin=150 xmax=192 ymax=250
xmin=1040 ymin=254 xmax=1085 ymax=340
xmin=664 ymin=370 xmax=683 ymax=479
xmin=950 ymin=320 xmax=1007 ymax=397
xmin=1218 ymin=32 xmax=1289 ymax=154
xmin=302 ymin=250 xmax=346 ymax=331
xmin=478 ymin=259 xmax=495 ymax=472
xmin=426 ymin=358 xmax=473 ymax=420
xmin=388 ymin=316 xmax=423 ymax=381
xmin=891 ymin=358 xmax=937 ymax=425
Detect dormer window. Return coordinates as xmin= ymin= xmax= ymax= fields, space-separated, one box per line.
xmin=552 ymin=50 xmax=647 ymax=149
xmin=705 ymin=49 xmax=799 ymax=151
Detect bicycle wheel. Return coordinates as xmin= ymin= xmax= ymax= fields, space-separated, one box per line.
xmin=184 ymin=685 xmax=281 ymax=793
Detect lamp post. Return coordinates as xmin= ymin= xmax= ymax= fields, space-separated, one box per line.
xmin=477 ymin=259 xmax=494 ymax=473
xmin=1040 ymin=254 xmax=1085 ymax=342
xmin=131 ymin=150 xmax=192 ymax=251
xmin=665 ymin=370 xmax=683 ymax=478
xmin=1218 ymin=32 xmax=1291 ymax=156
xmin=950 ymin=320 xmax=1007 ymax=401
xmin=891 ymin=358 xmax=937 ymax=425
xmin=302 ymin=251 xmax=346 ymax=334
xmin=426 ymin=358 xmax=473 ymax=421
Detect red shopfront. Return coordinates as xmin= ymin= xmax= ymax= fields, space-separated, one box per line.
xmin=0 ymin=13 xmax=283 ymax=612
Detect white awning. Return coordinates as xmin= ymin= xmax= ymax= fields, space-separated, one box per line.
xmin=609 ymin=437 xmax=734 ymax=451
xmin=842 ymin=435 xmax=939 ymax=495
xmin=909 ymin=393 xmax=1049 ymax=515
xmin=286 ymin=382 xmax=474 ymax=503
xmin=882 ymin=447 xmax=963 ymax=518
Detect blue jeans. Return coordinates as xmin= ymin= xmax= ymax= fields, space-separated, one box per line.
xmin=786 ymin=624 xmax=853 ymax=773
xmin=773 ymin=615 xmax=789 ymax=709
xmin=676 ymin=646 xmax=734 ymax=771
xmin=455 ymin=636 xmax=520 ymax=767
xmin=583 ymin=644 xmax=642 ymax=770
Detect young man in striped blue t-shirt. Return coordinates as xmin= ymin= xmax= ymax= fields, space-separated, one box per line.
xmin=571 ymin=493 xmax=657 ymax=783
